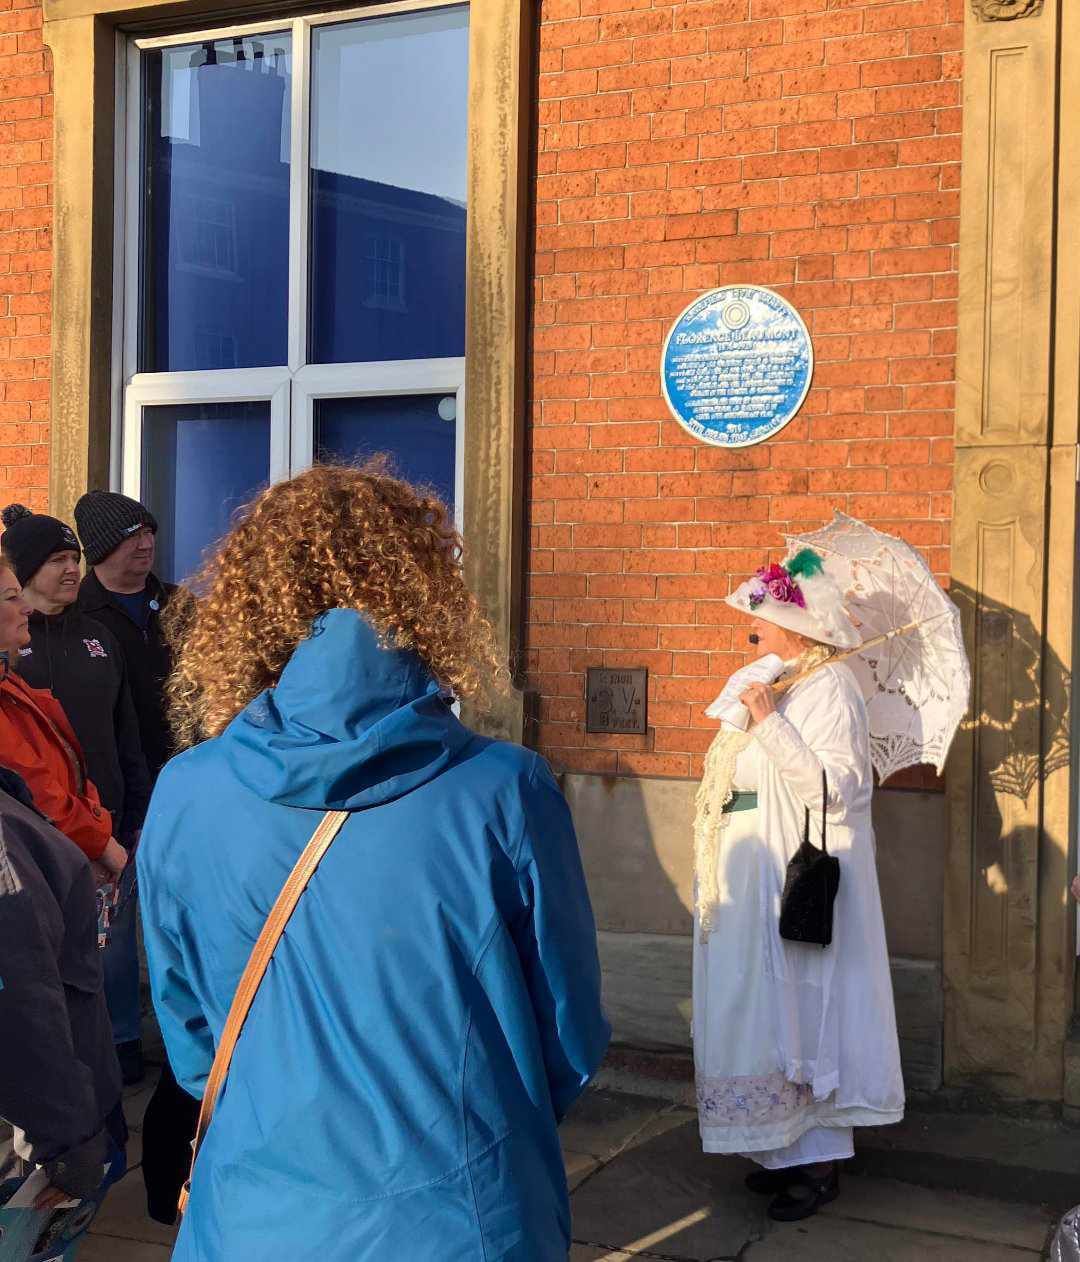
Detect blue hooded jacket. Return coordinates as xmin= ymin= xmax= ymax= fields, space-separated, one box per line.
xmin=138 ymin=609 xmax=609 ymax=1261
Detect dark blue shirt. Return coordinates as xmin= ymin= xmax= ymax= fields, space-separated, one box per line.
xmin=110 ymin=589 xmax=151 ymax=632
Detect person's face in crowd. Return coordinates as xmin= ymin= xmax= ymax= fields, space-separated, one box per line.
xmin=0 ymin=567 xmax=32 ymax=653
xmin=748 ymin=616 xmax=815 ymax=662
xmin=97 ymin=526 xmax=156 ymax=592
xmin=24 ymin=549 xmax=80 ymax=614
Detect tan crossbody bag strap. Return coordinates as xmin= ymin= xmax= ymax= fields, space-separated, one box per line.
xmin=178 ymin=809 xmax=350 ymax=1217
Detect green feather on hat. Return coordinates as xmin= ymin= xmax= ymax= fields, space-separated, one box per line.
xmin=785 ymin=548 xmax=825 ymax=580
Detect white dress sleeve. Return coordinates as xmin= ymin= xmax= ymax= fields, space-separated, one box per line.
xmin=749 ymin=668 xmax=868 ymax=813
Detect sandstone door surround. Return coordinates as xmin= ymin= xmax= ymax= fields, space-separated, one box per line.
xmin=949 ymin=0 xmax=1080 ymax=1100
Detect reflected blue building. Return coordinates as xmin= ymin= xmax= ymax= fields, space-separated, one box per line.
xmin=143 ymin=45 xmax=466 ymax=373
xmin=139 ymin=41 xmax=466 ymax=579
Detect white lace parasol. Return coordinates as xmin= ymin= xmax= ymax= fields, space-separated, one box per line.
xmin=786 ymin=512 xmax=971 ymax=783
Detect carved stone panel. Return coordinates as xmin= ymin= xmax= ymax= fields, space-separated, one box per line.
xmin=971 ymin=0 xmax=1043 ymax=19
xmin=957 ymin=9 xmax=1055 ymax=446
xmin=947 ymin=446 xmax=1063 ymax=1094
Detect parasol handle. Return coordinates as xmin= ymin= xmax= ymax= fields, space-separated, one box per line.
xmin=771 ymin=617 xmax=928 ymax=696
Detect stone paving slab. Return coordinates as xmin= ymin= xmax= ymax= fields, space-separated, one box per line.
xmin=569 ymin=1117 xmax=763 ymax=1259
xmin=818 ymin=1173 xmax=1055 ymax=1252
xmin=746 ymin=1216 xmax=1043 ymax=1261
xmin=857 ymin=1135 xmax=1074 ymax=1211
xmin=620 ymin=1104 xmax=697 ymax=1153
xmin=88 ymin=1166 xmax=178 ymax=1248
xmin=80 ymin=1234 xmax=174 ymax=1261
xmin=559 ymin=1088 xmax=672 ymax=1160
xmin=862 ymin=1109 xmax=1080 ymax=1168
xmin=564 ymin=1149 xmax=602 ymax=1191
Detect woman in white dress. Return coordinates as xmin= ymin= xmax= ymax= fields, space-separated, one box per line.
xmin=692 ymin=548 xmax=904 ymax=1221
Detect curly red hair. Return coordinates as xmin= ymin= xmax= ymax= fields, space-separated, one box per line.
xmin=166 ymin=461 xmax=505 ymax=747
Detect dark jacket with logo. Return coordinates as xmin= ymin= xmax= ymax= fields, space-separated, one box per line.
xmin=15 ymin=608 xmax=152 ymax=842
xmin=76 ymin=571 xmax=176 ymax=780
xmin=0 ymin=784 xmax=123 ymax=1182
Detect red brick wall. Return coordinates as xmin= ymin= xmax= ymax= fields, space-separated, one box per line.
xmin=525 ymin=0 xmax=962 ymax=779
xmin=0 ymin=0 xmax=959 ymax=785
xmin=0 ymin=1 xmax=50 ymax=511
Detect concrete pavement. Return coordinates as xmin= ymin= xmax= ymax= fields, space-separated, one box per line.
xmin=85 ymin=1075 xmax=1069 ymax=1260
xmin=561 ymin=1089 xmax=1062 ymax=1260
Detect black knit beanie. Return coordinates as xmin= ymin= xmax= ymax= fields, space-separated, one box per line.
xmin=0 ymin=504 xmax=81 ymax=586
xmin=74 ymin=491 xmax=158 ymax=567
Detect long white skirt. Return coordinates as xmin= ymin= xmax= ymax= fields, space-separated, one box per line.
xmin=692 ymin=802 xmax=903 ymax=1161
xmin=749 ymin=1125 xmax=854 ymax=1170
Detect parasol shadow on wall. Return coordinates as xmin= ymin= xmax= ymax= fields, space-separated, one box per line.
xmin=945 ymin=579 xmax=1072 ymax=1032
xmin=949 ymin=582 xmax=1070 ymax=805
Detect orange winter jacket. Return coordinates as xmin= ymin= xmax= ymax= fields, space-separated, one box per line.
xmin=0 ymin=665 xmax=112 ymax=859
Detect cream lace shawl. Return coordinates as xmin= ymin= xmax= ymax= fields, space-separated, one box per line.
xmin=692 ymin=726 xmax=752 ymax=941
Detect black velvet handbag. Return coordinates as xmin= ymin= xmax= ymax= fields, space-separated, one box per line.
xmin=779 ymin=770 xmax=840 ymax=947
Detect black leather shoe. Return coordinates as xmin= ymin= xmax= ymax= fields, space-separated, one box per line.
xmin=744 ymin=1168 xmax=792 ymax=1195
xmin=117 ymin=1039 xmax=145 ymax=1087
xmin=767 ymin=1163 xmax=839 ymax=1222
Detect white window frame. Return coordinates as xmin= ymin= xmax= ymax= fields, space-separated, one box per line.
xmin=114 ymin=0 xmax=470 ymax=545
xmin=122 ymin=368 xmax=292 ymax=503
xmin=291 ymin=358 xmax=466 ymax=512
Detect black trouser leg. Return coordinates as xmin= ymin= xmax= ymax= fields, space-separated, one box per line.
xmin=140 ymin=1059 xmax=201 ymax=1224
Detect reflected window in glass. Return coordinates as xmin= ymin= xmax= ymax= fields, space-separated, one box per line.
xmin=141 ymin=401 xmax=271 ymax=582
xmin=141 ymin=35 xmax=292 ymax=372
xmin=314 ymin=393 xmax=456 ymax=510
xmin=364 ymin=237 xmax=406 ymax=311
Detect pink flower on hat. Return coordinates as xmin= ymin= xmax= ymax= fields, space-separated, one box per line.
xmin=756 ymin=562 xmax=806 ymax=609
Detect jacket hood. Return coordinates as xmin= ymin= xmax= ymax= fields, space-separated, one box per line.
xmin=221 ymin=608 xmax=470 ymax=810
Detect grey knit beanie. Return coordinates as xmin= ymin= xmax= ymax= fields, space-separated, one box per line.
xmin=74 ymin=491 xmax=157 ymax=566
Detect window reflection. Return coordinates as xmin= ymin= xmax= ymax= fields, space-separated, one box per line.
xmin=315 ymin=394 xmax=457 ymax=510
xmin=176 ymin=195 xmax=239 ymax=277
xmin=309 ymin=8 xmax=469 ymax=364
xmin=141 ymin=36 xmax=292 ymax=372
xmin=363 ymin=236 xmax=406 ymax=311
xmin=141 ymin=401 xmax=271 ymax=581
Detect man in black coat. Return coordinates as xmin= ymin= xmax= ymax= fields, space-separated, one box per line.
xmin=73 ymin=489 xmax=198 ymax=1224
xmin=0 ymin=776 xmax=127 ymax=1228
xmin=1 ymin=504 xmax=153 ymax=1091
xmin=74 ymin=492 xmax=176 ymax=780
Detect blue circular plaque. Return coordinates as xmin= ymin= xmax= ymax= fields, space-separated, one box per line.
xmin=661 ymin=285 xmax=813 ymax=447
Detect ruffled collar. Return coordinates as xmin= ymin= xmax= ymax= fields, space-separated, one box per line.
xmin=777 ymin=643 xmax=836 ymax=688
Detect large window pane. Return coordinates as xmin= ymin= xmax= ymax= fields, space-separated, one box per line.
xmin=315 ymin=394 xmax=456 ymax=509
xmin=141 ymin=36 xmax=292 ymax=372
xmin=141 ymin=401 xmax=271 ymax=581
xmin=309 ymin=8 xmax=469 ymax=365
